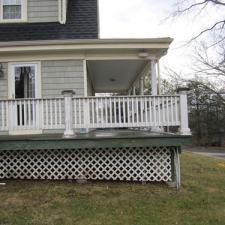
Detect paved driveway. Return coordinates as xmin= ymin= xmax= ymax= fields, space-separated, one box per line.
xmin=184 ymin=147 xmax=225 ymax=160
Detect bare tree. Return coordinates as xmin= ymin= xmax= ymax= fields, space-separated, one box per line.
xmin=172 ymin=0 xmax=225 ymax=45
xmin=192 ymin=40 xmax=225 ymax=77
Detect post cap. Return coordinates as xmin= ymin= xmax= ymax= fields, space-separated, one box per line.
xmin=176 ymin=86 xmax=190 ymax=94
xmin=61 ymin=90 xmax=75 ymax=96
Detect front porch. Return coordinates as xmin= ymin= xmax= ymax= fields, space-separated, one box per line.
xmin=0 ymin=38 xmax=191 ymax=186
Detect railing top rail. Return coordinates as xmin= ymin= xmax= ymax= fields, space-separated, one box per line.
xmin=0 ymin=95 xmax=181 ymax=102
xmin=72 ymin=95 xmax=181 ymax=99
xmin=0 ymin=97 xmax=64 ymax=101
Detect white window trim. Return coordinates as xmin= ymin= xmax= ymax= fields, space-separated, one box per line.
xmin=58 ymin=0 xmax=67 ymax=24
xmin=0 ymin=0 xmax=27 ymax=23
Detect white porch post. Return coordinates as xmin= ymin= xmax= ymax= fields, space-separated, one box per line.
xmin=82 ymin=59 xmax=90 ymax=133
xmin=150 ymin=59 xmax=162 ymax=132
xmin=179 ymin=90 xmax=191 ymax=135
xmin=140 ymin=77 xmax=144 ymax=95
xmin=62 ymin=90 xmax=75 ymax=138
xmin=157 ymin=60 xmax=161 ymax=95
xmin=133 ymin=86 xmax=136 ymax=95
xmin=151 ymin=59 xmax=157 ymax=95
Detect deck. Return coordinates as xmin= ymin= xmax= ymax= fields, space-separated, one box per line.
xmin=0 ymin=129 xmax=192 ymax=151
xmin=0 ymin=129 xmax=190 ymax=186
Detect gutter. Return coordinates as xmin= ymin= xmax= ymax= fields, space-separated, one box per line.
xmin=0 ymin=38 xmax=173 ymax=47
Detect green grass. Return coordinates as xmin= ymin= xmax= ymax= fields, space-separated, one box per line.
xmin=0 ymin=153 xmax=225 ymax=225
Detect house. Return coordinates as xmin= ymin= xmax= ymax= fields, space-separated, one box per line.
xmin=0 ymin=0 xmax=191 ymax=187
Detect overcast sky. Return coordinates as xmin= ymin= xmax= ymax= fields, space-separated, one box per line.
xmin=99 ymin=0 xmax=224 ymax=78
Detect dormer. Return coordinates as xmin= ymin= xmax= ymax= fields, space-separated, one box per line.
xmin=0 ymin=0 xmax=67 ymax=24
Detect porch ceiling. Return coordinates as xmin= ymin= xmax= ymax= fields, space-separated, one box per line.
xmin=87 ymin=60 xmax=147 ymax=93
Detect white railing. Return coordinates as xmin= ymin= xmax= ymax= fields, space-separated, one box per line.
xmin=72 ymin=96 xmax=181 ymax=129
xmin=0 ymin=98 xmax=64 ymax=132
xmin=0 ymin=100 xmax=8 ymax=131
xmin=0 ymin=94 xmax=191 ymax=135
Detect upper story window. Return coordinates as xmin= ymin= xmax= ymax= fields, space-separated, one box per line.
xmin=0 ymin=0 xmax=27 ymax=22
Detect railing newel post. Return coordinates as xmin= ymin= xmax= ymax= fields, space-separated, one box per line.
xmin=62 ymin=90 xmax=75 ymax=138
xmin=178 ymin=88 xmax=191 ymax=135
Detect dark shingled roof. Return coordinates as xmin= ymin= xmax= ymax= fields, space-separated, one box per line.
xmin=0 ymin=0 xmax=98 ymax=42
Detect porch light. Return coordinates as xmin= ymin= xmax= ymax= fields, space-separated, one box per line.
xmin=0 ymin=64 xmax=4 ymax=78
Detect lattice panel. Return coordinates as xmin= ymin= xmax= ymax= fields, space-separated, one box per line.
xmin=0 ymin=147 xmax=172 ymax=182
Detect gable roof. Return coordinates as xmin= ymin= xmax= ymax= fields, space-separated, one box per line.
xmin=0 ymin=0 xmax=99 ymax=42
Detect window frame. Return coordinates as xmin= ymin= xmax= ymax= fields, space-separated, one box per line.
xmin=0 ymin=0 xmax=27 ymax=23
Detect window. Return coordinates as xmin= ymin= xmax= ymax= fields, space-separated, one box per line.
xmin=0 ymin=0 xmax=27 ymax=22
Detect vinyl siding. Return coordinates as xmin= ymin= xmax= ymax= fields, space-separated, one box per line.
xmin=28 ymin=0 xmax=58 ymax=23
xmin=41 ymin=60 xmax=84 ymax=98
xmin=0 ymin=63 xmax=8 ymax=99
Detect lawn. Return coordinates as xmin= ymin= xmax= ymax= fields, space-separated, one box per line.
xmin=0 ymin=153 xmax=225 ymax=225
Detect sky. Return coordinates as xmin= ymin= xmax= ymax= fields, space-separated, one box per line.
xmin=99 ymin=0 xmax=224 ymax=78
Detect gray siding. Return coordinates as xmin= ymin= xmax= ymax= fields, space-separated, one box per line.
xmin=42 ymin=60 xmax=84 ymax=97
xmin=28 ymin=0 xmax=58 ymax=23
xmin=0 ymin=63 xmax=8 ymax=99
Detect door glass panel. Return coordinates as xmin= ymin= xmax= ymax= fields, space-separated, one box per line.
xmin=13 ymin=65 xmax=36 ymax=127
xmin=15 ymin=66 xmax=35 ymax=99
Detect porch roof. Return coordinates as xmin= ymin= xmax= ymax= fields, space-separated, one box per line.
xmin=0 ymin=38 xmax=173 ymax=58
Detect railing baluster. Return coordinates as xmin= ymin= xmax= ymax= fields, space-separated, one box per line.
xmin=59 ymin=99 xmax=62 ymax=128
xmin=118 ymin=97 xmax=121 ymax=126
xmin=73 ymin=98 xmax=77 ymax=127
xmin=157 ymin=97 xmax=161 ymax=126
xmin=54 ymin=99 xmax=57 ymax=127
xmin=131 ymin=97 xmax=134 ymax=126
xmin=109 ymin=97 xmax=112 ymax=126
xmin=1 ymin=101 xmax=4 ymax=129
xmin=79 ymin=98 xmax=82 ymax=126
xmin=122 ymin=97 xmax=125 ymax=125
xmin=170 ymin=96 xmax=174 ymax=126
xmin=114 ymin=98 xmax=117 ymax=125
xmin=144 ymin=97 xmax=147 ymax=126
xmin=49 ymin=99 xmax=53 ymax=128
xmin=23 ymin=100 xmax=27 ymax=128
xmin=153 ymin=97 xmax=157 ymax=126
xmin=127 ymin=98 xmax=130 ymax=126
xmin=140 ymin=97 xmax=143 ymax=125
xmin=105 ymin=98 xmax=108 ymax=126
xmin=136 ymin=97 xmax=139 ymax=125
xmin=166 ymin=96 xmax=169 ymax=128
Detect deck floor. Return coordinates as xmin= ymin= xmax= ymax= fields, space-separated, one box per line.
xmin=0 ymin=129 xmax=192 ymax=151
xmin=0 ymin=129 xmax=187 ymax=140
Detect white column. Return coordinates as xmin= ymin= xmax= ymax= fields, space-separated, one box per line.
xmin=133 ymin=86 xmax=136 ymax=95
xmin=140 ymin=77 xmax=144 ymax=95
xmin=82 ymin=59 xmax=90 ymax=133
xmin=179 ymin=90 xmax=191 ymax=135
xmin=151 ymin=59 xmax=157 ymax=95
xmin=83 ymin=59 xmax=88 ymax=97
xmin=128 ymin=89 xmax=132 ymax=96
xmin=157 ymin=60 xmax=161 ymax=95
xmin=62 ymin=90 xmax=75 ymax=138
xmin=150 ymin=59 xmax=162 ymax=133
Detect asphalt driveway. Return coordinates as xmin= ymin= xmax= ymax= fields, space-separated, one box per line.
xmin=184 ymin=147 xmax=225 ymax=160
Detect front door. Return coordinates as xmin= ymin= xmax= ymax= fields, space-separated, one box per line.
xmin=8 ymin=63 xmax=41 ymax=134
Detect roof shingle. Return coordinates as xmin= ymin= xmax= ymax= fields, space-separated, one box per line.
xmin=0 ymin=0 xmax=98 ymax=42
